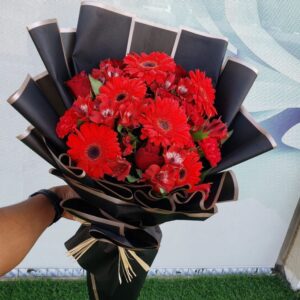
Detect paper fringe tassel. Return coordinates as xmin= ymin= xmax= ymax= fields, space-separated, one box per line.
xmin=67 ymin=237 xmax=150 ymax=284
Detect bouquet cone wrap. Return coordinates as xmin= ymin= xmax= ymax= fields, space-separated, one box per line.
xmin=7 ymin=2 xmax=276 ymax=299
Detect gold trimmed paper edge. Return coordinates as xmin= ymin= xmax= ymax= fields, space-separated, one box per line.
xmin=27 ymin=18 xmax=57 ymax=31
xmin=222 ymin=56 xmax=259 ymax=74
xmin=240 ymin=106 xmax=277 ymax=149
xmin=60 ymin=27 xmax=76 ymax=33
xmin=81 ymin=0 xmax=135 ymax=18
xmin=33 ymin=71 xmax=48 ymax=81
xmin=7 ymin=75 xmax=31 ymax=105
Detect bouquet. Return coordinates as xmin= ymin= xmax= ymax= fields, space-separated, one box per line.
xmin=7 ymin=2 xmax=276 ymax=300
xmin=56 ymin=52 xmax=228 ymax=196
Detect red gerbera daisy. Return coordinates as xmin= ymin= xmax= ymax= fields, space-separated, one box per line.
xmin=139 ymin=97 xmax=191 ymax=147
xmin=91 ymin=59 xmax=124 ymax=83
xmin=124 ymin=52 xmax=176 ymax=84
xmin=199 ymin=137 xmax=221 ymax=167
xmin=66 ymin=123 xmax=121 ymax=179
xmin=175 ymin=151 xmax=202 ymax=190
xmin=99 ymin=77 xmax=146 ymax=104
xmin=189 ymin=70 xmax=217 ymax=117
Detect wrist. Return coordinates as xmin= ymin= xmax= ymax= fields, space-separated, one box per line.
xmin=30 ymin=189 xmax=63 ymax=226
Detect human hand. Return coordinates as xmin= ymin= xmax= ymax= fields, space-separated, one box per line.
xmin=50 ymin=185 xmax=79 ymax=220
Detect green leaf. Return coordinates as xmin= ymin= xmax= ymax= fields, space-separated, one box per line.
xmin=89 ymin=75 xmax=103 ymax=96
xmin=192 ymin=130 xmax=209 ymax=141
xmin=136 ymin=169 xmax=143 ymax=178
xmin=159 ymin=188 xmax=167 ymax=196
xmin=77 ymin=119 xmax=84 ymax=127
xmin=128 ymin=132 xmax=138 ymax=141
xmin=117 ymin=124 xmax=123 ymax=133
xmin=126 ymin=175 xmax=139 ymax=183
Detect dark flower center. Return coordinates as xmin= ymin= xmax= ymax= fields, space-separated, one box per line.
xmin=116 ymin=93 xmax=127 ymax=101
xmin=179 ymin=168 xmax=186 ymax=179
xmin=141 ymin=61 xmax=157 ymax=68
xmin=87 ymin=145 xmax=101 ymax=160
xmin=158 ymin=119 xmax=170 ymax=131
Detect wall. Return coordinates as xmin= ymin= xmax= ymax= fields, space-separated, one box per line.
xmin=0 ymin=0 xmax=299 ymax=271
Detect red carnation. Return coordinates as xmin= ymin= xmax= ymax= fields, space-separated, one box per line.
xmin=139 ymin=97 xmax=191 ymax=147
xmin=124 ymin=52 xmax=176 ymax=84
xmin=109 ymin=157 xmax=131 ymax=181
xmin=135 ymin=143 xmax=163 ymax=171
xmin=66 ymin=71 xmax=91 ymax=98
xmin=56 ymin=108 xmax=79 ymax=139
xmin=199 ymin=137 xmax=221 ymax=167
xmin=99 ymin=77 xmax=146 ymax=104
xmin=66 ymin=123 xmax=121 ymax=179
xmin=143 ymin=164 xmax=178 ymax=193
xmin=189 ymin=70 xmax=217 ymax=118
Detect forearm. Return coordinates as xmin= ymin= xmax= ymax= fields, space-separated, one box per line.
xmin=0 ymin=194 xmax=55 ymax=276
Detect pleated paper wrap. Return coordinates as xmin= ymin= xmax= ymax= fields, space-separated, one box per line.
xmin=7 ymin=2 xmax=276 ymax=299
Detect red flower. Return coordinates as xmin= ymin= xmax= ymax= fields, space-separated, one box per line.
xmin=89 ymin=98 xmax=118 ymax=127
xmin=143 ymin=164 xmax=178 ymax=193
xmin=124 ymin=52 xmax=176 ymax=84
xmin=183 ymin=102 xmax=205 ymax=127
xmin=56 ymin=108 xmax=79 ymax=139
xmin=119 ymin=100 xmax=143 ymax=128
xmin=99 ymin=77 xmax=146 ymax=104
xmin=175 ymin=65 xmax=188 ymax=81
xmin=135 ymin=143 xmax=163 ymax=171
xmin=66 ymin=123 xmax=121 ymax=179
xmin=189 ymin=70 xmax=217 ymax=117
xmin=164 ymin=146 xmax=186 ymax=165
xmin=202 ymin=118 xmax=228 ymax=141
xmin=140 ymin=97 xmax=191 ymax=147
xmin=122 ymin=135 xmax=134 ymax=156
xmin=109 ymin=157 xmax=131 ymax=181
xmin=199 ymin=137 xmax=221 ymax=167
xmin=175 ymin=151 xmax=202 ymax=190
xmin=177 ymin=77 xmax=193 ymax=101
xmin=66 ymin=71 xmax=91 ymax=98
xmin=73 ymin=96 xmax=94 ymax=119
xmin=91 ymin=59 xmax=124 ymax=83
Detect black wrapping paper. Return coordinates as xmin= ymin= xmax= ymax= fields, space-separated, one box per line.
xmin=17 ymin=126 xmax=56 ymax=167
xmin=7 ymin=76 xmax=66 ymax=151
xmin=34 ymin=72 xmax=66 ymax=116
xmin=214 ymin=57 xmax=258 ymax=126
xmin=60 ymin=28 xmax=76 ymax=76
xmin=73 ymin=2 xmax=133 ymax=73
xmin=27 ymin=19 xmax=73 ymax=108
xmin=65 ymin=225 xmax=162 ymax=300
xmin=208 ymin=107 xmax=277 ymax=176
xmin=129 ymin=19 xmax=178 ymax=55
xmin=173 ymin=28 xmax=228 ymax=86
